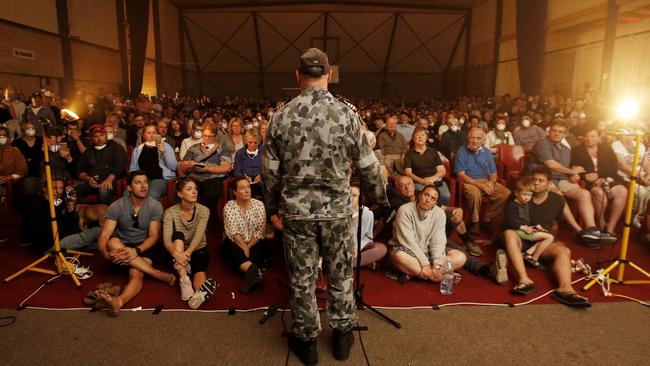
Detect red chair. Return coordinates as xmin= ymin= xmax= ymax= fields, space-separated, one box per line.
xmin=495 ymin=144 xmax=526 ymax=189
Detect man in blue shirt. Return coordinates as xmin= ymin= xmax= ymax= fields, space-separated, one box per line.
xmin=455 ymin=127 xmax=511 ymax=234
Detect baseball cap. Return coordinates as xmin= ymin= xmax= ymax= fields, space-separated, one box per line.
xmin=89 ymin=124 xmax=106 ymax=136
xmin=299 ymin=48 xmax=330 ymax=77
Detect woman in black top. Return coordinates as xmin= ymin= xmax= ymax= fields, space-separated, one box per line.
xmin=128 ymin=123 xmax=178 ymax=200
xmin=168 ymin=118 xmax=189 ymax=152
xmin=12 ymin=121 xmax=43 ymax=195
xmin=403 ymin=127 xmax=451 ymax=205
xmin=570 ymin=127 xmax=627 ymax=236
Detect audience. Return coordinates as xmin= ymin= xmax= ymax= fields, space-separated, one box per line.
xmin=233 ymin=129 xmax=263 ymax=198
xmin=221 ymin=177 xmax=267 ymax=293
xmin=129 ymin=123 xmax=178 ymax=200
xmin=12 ymin=120 xmax=43 ymax=195
xmin=513 ymin=114 xmax=546 ymax=152
xmin=0 ymin=126 xmax=28 ymax=198
xmin=611 ymin=129 xmax=650 ymax=227
xmin=377 ymin=116 xmax=408 ymax=176
xmin=179 ymin=121 xmax=203 ymax=160
xmin=484 ymin=115 xmax=514 ymax=154
xmin=350 ymin=185 xmax=387 ymax=269
xmin=403 ymin=127 xmax=451 ymax=205
xmin=163 ymin=177 xmax=215 ymax=309
xmin=455 ymin=128 xmax=511 ymax=235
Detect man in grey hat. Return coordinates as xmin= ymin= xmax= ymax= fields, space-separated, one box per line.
xmin=262 ymin=48 xmax=387 ymax=365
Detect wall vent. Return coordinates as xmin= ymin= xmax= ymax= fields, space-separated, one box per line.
xmin=13 ymin=48 xmax=35 ymax=60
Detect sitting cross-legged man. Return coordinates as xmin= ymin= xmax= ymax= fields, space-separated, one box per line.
xmin=94 ymin=170 xmax=176 ymax=317
xmin=389 ymin=175 xmax=507 ymax=285
xmin=388 ymin=184 xmax=467 ymax=283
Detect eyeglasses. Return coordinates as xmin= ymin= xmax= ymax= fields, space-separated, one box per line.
xmin=131 ymin=214 xmax=139 ymax=228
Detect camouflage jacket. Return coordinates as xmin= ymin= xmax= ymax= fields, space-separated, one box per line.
xmin=261 ymin=88 xmax=387 ymax=221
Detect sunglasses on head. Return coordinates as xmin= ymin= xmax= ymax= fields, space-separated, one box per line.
xmin=131 ymin=213 xmax=139 ymax=228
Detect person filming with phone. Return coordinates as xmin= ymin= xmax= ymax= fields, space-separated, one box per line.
xmin=128 ymin=122 xmax=178 ymax=200
xmin=180 ymin=121 xmax=232 ymax=219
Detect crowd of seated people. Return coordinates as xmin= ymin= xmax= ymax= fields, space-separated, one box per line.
xmin=1 ymin=84 xmax=649 ymax=312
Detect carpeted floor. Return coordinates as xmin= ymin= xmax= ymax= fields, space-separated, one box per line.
xmin=1 ymin=302 xmax=650 ymax=365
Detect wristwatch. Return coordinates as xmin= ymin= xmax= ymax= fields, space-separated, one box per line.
xmin=135 ymin=247 xmax=143 ymax=256
xmin=433 ymin=264 xmax=441 ymax=269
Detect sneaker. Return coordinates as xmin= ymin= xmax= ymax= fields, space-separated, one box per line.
xmin=180 ymin=276 xmax=194 ymax=301
xmin=489 ymin=249 xmax=508 ymax=285
xmin=316 ymin=270 xmax=327 ymax=292
xmin=288 ymin=335 xmax=318 ymax=366
xmin=577 ymin=227 xmax=601 ymax=241
xmin=332 ymin=329 xmax=355 ymax=361
xmin=599 ymin=231 xmax=618 ymax=245
xmin=240 ymin=264 xmax=263 ymax=294
xmin=188 ymin=278 xmax=216 ymax=309
xmin=464 ymin=240 xmax=484 ymax=257
xmin=469 ymin=222 xmax=481 ymax=235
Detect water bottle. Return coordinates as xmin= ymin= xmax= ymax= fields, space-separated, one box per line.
xmin=440 ymin=259 xmax=454 ymax=295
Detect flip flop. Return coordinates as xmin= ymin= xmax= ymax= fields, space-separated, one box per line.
xmin=551 ymin=291 xmax=591 ymax=308
xmin=522 ymin=253 xmax=546 ymax=271
xmin=511 ymin=282 xmax=536 ymax=295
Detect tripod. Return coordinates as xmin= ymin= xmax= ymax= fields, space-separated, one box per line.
xmin=4 ymin=123 xmax=92 ymax=287
xmin=353 ymin=201 xmax=401 ymax=329
xmin=583 ymin=131 xmax=650 ymax=290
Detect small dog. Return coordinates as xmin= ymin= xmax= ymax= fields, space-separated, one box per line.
xmin=75 ymin=204 xmax=108 ymax=230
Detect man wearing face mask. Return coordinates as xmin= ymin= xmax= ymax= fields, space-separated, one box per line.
xmin=75 ymin=124 xmax=127 ymax=204
xmin=12 ymin=121 xmax=43 ymax=195
xmin=179 ymin=121 xmax=203 ymax=160
xmin=24 ymin=92 xmax=57 ymax=135
xmin=439 ymin=117 xmax=467 ymax=160
xmin=484 ymin=115 xmax=515 ymax=154
xmin=40 ymin=128 xmax=77 ymax=179
xmin=513 ymin=114 xmax=546 ymax=153
xmin=104 ymin=123 xmax=127 ymax=152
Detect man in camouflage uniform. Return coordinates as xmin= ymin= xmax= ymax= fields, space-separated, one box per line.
xmin=262 ymin=48 xmax=387 ymax=365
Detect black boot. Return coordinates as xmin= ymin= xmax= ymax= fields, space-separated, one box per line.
xmin=332 ymin=329 xmax=354 ymax=360
xmin=288 ymin=334 xmax=318 ymax=365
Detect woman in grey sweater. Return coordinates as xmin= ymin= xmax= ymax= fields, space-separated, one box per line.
xmin=163 ymin=177 xmax=215 ymax=309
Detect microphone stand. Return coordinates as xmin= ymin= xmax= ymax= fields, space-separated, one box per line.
xmin=353 ymin=193 xmax=401 ymax=329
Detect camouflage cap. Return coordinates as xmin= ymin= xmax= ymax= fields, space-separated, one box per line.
xmin=299 ymin=48 xmax=330 ymax=77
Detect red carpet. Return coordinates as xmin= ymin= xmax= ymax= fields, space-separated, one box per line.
xmin=1 ymin=214 xmax=649 ymax=311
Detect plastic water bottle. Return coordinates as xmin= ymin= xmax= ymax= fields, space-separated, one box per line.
xmin=440 ymin=259 xmax=454 ymax=295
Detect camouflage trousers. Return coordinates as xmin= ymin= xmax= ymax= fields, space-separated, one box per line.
xmin=283 ymin=218 xmax=357 ymax=340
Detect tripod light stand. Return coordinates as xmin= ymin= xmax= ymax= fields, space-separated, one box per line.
xmin=583 ymin=101 xmax=650 ymax=290
xmin=4 ymin=112 xmax=92 ymax=286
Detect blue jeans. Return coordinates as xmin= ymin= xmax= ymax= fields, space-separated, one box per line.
xmin=73 ymin=181 xmax=114 ymax=204
xmin=415 ymin=181 xmax=451 ymax=206
xmin=60 ymin=226 xmax=102 ymax=251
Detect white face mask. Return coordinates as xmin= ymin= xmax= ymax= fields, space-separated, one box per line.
xmin=193 ymin=131 xmax=203 ymax=139
xmin=145 ymin=141 xmax=156 ymax=147
xmin=253 ymin=122 xmax=259 ymax=128
xmin=0 ymin=136 xmax=7 ymax=145
xmin=244 ymin=124 xmax=252 ymax=130
xmin=496 ymin=124 xmax=506 ymax=131
xmin=25 ymin=128 xmax=36 ymax=137
xmin=203 ymin=143 xmax=214 ymax=150
xmin=521 ymin=119 xmax=531 ymax=128
xmin=94 ymin=144 xmax=107 ymax=150
xmin=450 ymin=126 xmax=459 ymax=132
xmin=459 ymin=118 xmax=465 ymax=125
xmin=106 ymin=132 xmax=114 ymax=141
xmin=247 ymin=148 xmax=259 ymax=157
xmin=49 ymin=144 xmax=60 ymax=153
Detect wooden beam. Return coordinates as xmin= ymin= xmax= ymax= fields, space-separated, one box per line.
xmin=56 ymin=0 xmax=74 ymax=98
xmin=382 ymin=13 xmax=399 ymax=97
xmin=116 ymin=0 xmax=130 ymax=95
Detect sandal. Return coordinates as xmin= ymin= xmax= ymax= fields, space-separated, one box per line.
xmin=511 ymin=281 xmax=536 ymax=295
xmin=522 ymin=253 xmax=546 ymax=271
xmin=551 ymin=291 xmax=591 ymax=308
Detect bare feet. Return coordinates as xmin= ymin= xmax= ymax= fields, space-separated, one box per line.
xmin=94 ymin=289 xmax=123 ymax=317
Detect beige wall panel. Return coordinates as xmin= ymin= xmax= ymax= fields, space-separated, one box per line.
xmin=548 ymin=0 xmax=606 ymax=21
xmin=0 ymin=22 xmax=63 ymax=78
xmin=0 ymin=0 xmax=58 ymax=33
xmin=71 ymin=41 xmax=121 ymax=84
xmin=160 ymin=64 xmax=182 ymax=95
xmin=0 ymin=73 xmax=54 ymax=96
xmin=68 ymin=0 xmax=118 ymax=49
xmin=499 ymin=38 xmax=517 ymax=61
xmin=471 ymin=0 xmax=496 ymax=46
xmin=501 ymin=0 xmax=517 ymax=37
xmin=159 ymin=0 xmax=180 ymax=66
xmin=142 ymin=60 xmax=157 ymax=96
xmin=496 ymin=60 xmax=520 ymax=95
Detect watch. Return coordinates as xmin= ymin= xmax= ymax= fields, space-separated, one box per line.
xmin=135 ymin=247 xmax=143 ymax=256
xmin=433 ymin=264 xmax=442 ymax=269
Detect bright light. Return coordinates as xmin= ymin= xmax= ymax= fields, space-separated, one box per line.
xmin=616 ymin=100 xmax=639 ymax=121
xmin=61 ymin=109 xmax=79 ymax=121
